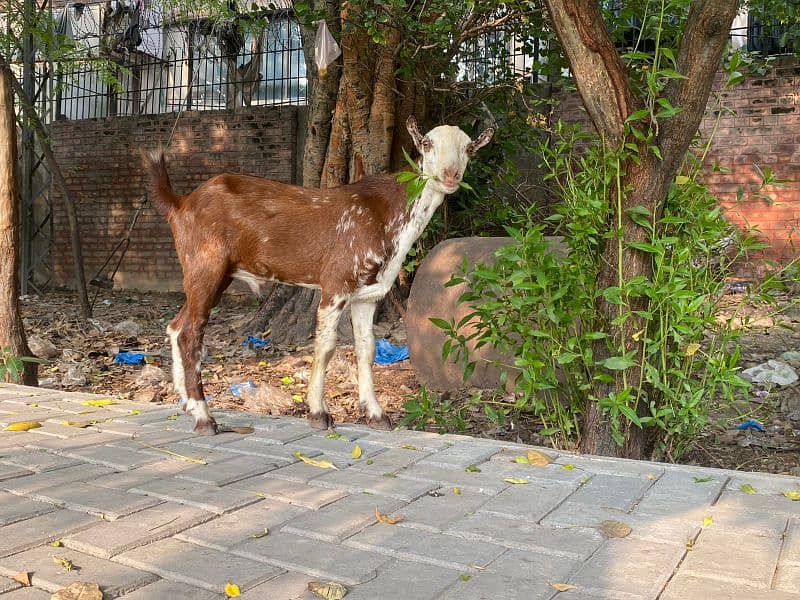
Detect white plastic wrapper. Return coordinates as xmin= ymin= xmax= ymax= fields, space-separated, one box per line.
xmin=314 ymin=20 xmax=341 ymax=77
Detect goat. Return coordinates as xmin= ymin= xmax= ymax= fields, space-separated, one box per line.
xmin=144 ymin=116 xmax=494 ymax=434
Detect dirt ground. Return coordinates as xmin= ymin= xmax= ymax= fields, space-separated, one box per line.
xmin=18 ymin=287 xmax=800 ymax=477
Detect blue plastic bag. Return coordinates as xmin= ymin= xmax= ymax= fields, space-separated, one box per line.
xmin=242 ymin=335 xmax=270 ymax=349
xmin=230 ymin=381 xmax=257 ymax=397
xmin=735 ymin=419 xmax=765 ymax=432
xmin=374 ymin=339 xmax=410 ymax=365
xmin=114 ymin=351 xmax=146 ymax=365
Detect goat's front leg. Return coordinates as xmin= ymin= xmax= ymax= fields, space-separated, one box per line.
xmin=351 ymin=301 xmax=392 ymax=430
xmin=168 ymin=316 xmax=217 ymax=435
xmin=306 ymin=297 xmax=345 ymax=430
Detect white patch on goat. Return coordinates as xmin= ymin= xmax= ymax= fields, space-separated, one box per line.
xmin=350 ymin=301 xmax=382 ymax=418
xmin=184 ymin=396 xmax=212 ymax=422
xmin=167 ymin=325 xmax=187 ymax=403
xmin=306 ymin=296 xmax=346 ymax=416
xmin=232 ymin=269 xmax=266 ymax=296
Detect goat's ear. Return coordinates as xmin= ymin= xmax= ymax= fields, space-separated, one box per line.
xmin=406 ymin=116 xmax=425 ymax=151
xmin=467 ymin=127 xmax=495 ymax=156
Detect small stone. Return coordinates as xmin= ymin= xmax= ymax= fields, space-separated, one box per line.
xmin=741 ymin=360 xmax=799 ymax=387
xmin=133 ymin=388 xmax=160 ymax=403
xmin=780 ymin=351 xmax=800 ymax=367
xmin=114 ymin=319 xmax=141 ymax=338
xmin=62 ymin=364 xmax=87 ymax=387
xmin=243 ymin=384 xmax=294 ymax=414
xmin=27 ymin=335 xmax=59 ymax=359
xmin=137 ymin=364 xmax=167 ymax=384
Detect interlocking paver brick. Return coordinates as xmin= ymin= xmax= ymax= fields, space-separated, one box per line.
xmin=726 ymin=473 xmax=800 ymax=496
xmin=345 ymin=559 xmax=460 ymax=600
xmin=395 ymin=463 xmax=509 ymax=495
xmin=0 ymin=508 xmax=100 ymax=557
xmin=633 ymin=470 xmax=726 ymax=518
xmin=175 ymin=454 xmax=280 ymax=486
xmin=0 ymin=575 xmax=20 ymax=592
xmin=477 ymin=477 xmax=578 ymax=523
xmin=117 ymin=578 xmax=222 ymax=600
xmin=183 ymin=431 xmax=261 ymax=450
xmin=0 ymin=544 xmax=158 ymax=597
xmin=439 ymin=549 xmax=582 ymax=600
xmin=234 ymin=531 xmax=392 ymax=585
xmin=0 ymin=585 xmax=50 ymax=598
xmin=0 ymin=490 xmax=54 ymax=525
xmin=477 ymin=457 xmax=588 ymax=485
xmin=569 ymin=538 xmax=685 ymax=598
xmin=57 ymin=445 xmax=161 ymax=471
xmin=661 ymin=573 xmax=797 ymax=600
xmin=679 ymin=527 xmax=783 ymax=588
xmin=345 ymin=522 xmax=505 ymax=570
xmin=282 ymin=493 xmax=405 ymax=542
xmin=230 ymin=477 xmax=347 ymax=510
xmin=447 ymin=513 xmax=603 ymax=560
xmin=288 ymin=436 xmax=384 ymax=460
xmin=563 ymin=473 xmax=653 ymax=511
xmin=27 ymin=481 xmax=161 ymax=520
xmin=0 ymin=463 xmax=115 ymax=495
xmin=0 ymin=463 xmax=32 ymax=482
xmin=351 ymin=428 xmax=453 ymax=451
xmin=784 ymin=517 xmax=800 ymax=566
xmin=262 ymin=455 xmax=346 ymax=483
xmin=116 ymin=537 xmax=281 ymax=593
xmin=22 ymin=431 xmax=123 ymax=452
xmin=129 ymin=477 xmax=261 ymax=514
xmin=89 ymin=460 xmax=195 ymax=491
xmin=309 ymin=469 xmax=437 ymax=501
xmin=247 ymin=423 xmax=314 ymax=444
xmin=0 ymin=431 xmax=39 ymax=449
xmin=417 ymin=441 xmax=500 ymax=470
xmin=706 ymin=505 xmax=788 ymax=535
xmin=210 ymin=437 xmax=315 ymax=463
xmin=176 ymin=499 xmax=308 ymax=551
xmin=346 ymin=447 xmax=430 ymax=474
xmin=776 ymin=564 xmax=800 ymax=595
xmin=0 ymin=450 xmax=82 ymax=473
xmin=64 ymin=502 xmax=213 ymax=558
xmin=238 ymin=571 xmax=314 ymax=600
xmin=714 ymin=487 xmax=800 ymax=516
xmin=395 ymin=488 xmax=490 ymax=533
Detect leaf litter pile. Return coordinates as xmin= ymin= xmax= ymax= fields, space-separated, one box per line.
xmin=17 ymin=288 xmax=800 ymax=476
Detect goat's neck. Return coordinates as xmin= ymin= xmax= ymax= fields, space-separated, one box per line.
xmin=392 ymin=184 xmax=445 ymax=259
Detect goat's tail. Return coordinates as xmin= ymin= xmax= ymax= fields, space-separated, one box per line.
xmin=144 ymin=148 xmax=181 ymax=216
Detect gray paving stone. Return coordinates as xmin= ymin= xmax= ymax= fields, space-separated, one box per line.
xmin=106 ymin=429 xmax=198 ymax=448
xmin=233 ymin=531 xmax=392 ymax=585
xmin=22 ymin=432 xmax=124 ymax=452
xmin=395 ymin=463 xmax=509 ymax=495
xmin=120 ymin=441 xmax=233 ymax=465
xmin=287 ymin=437 xmax=384 ymax=460
xmin=175 ymin=499 xmax=308 ymax=551
xmin=112 ymin=407 xmax=185 ymax=426
xmin=784 ymin=518 xmax=800 ymax=566
xmin=473 ymin=457 xmax=589 ymax=486
xmin=776 ymin=564 xmax=800 ymax=595
xmin=569 ymin=538 xmax=685 ymax=598
xmin=238 ymin=571 xmax=314 ymax=600
xmin=262 ymin=456 xmax=347 ymax=483
xmin=0 ymin=450 xmax=82 ymax=473
xmin=283 ymin=493 xmax=406 ymax=543
xmin=726 ymin=472 xmax=800 ymax=496
xmin=345 ymin=559 xmax=460 ymax=600
xmin=0 ymin=575 xmax=20 ymax=593
xmin=230 ymin=477 xmax=347 ymax=510
xmin=351 ymin=429 xmax=452 ymax=451
xmin=714 ymin=487 xmax=800 ymax=517
xmin=0 ymin=508 xmax=100 ymax=557
xmin=0 ymin=410 xmax=67 ymax=426
xmin=345 ymin=522 xmax=505 ymax=570
xmin=89 ymin=460 xmax=196 ymax=491
xmin=418 ymin=441 xmax=500 ymax=470
xmin=661 ymin=573 xmax=797 ymax=600
xmin=183 ymin=431 xmax=262 ymax=450
xmin=633 ymin=470 xmax=726 ymax=518
xmin=64 ymin=502 xmax=213 ymax=558
xmin=247 ymin=423 xmax=314 ymax=444
xmin=439 ymin=549 xmax=582 ymax=600
xmin=0 ymin=585 xmax=51 ymax=598
xmin=556 ymin=453 xmax=669 ymax=478
xmin=0 ymin=431 xmax=39 ymax=450
xmin=0 ymin=490 xmax=53 ymax=525
xmin=0 ymin=464 xmax=115 ymax=495
xmin=117 ymin=578 xmax=223 ymax=600
xmin=129 ymin=477 xmax=261 ymax=514
xmin=346 ymin=447 xmax=430 ymax=474
xmin=447 ymin=513 xmax=603 ymax=560
xmin=175 ymin=455 xmax=280 ymax=486
xmin=57 ymin=445 xmax=161 ymax=471
xmin=27 ymin=481 xmax=161 ymax=520
xmin=542 ymin=501 xmax=699 ymax=547
xmin=565 ymin=473 xmax=653 ymax=512
xmin=210 ymin=438 xmax=315 ymax=463
xmin=707 ymin=505 xmax=788 ymax=535
xmin=116 ymin=537 xmax=281 ymax=593
xmin=25 ymin=421 xmax=99 ymax=439
xmin=478 ymin=477 xmax=578 ymax=523
xmin=309 ymin=469 xmax=437 ymax=501
xmin=395 ymin=488 xmax=490 ymax=533
xmin=0 ymin=544 xmax=158 ymax=597
xmin=679 ymin=527 xmax=783 ymax=587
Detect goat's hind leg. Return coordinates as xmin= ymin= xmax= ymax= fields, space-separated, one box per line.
xmin=351 ymin=301 xmax=392 ymax=430
xmin=306 ymin=296 xmax=345 ymax=430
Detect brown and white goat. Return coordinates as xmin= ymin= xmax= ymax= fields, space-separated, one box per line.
xmin=144 ymin=116 xmax=494 ymax=434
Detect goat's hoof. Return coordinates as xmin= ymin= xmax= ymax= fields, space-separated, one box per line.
xmin=308 ymin=412 xmax=334 ymax=430
xmin=194 ymin=417 xmax=218 ymax=436
xmin=367 ymin=414 xmax=393 ymax=431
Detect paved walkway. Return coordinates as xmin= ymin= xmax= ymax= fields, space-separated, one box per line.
xmin=0 ymin=384 xmax=798 ymax=599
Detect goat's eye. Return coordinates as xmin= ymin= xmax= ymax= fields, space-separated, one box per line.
xmin=422 ymin=137 xmax=432 ymax=151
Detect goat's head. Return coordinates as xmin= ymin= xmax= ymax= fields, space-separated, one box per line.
xmin=407 ymin=116 xmax=494 ymax=195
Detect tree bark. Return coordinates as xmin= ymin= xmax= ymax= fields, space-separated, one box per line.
xmin=0 ymin=65 xmax=37 ymax=385
xmin=543 ymin=0 xmax=738 ymax=457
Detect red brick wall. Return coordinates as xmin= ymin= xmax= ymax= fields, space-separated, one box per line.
xmin=553 ymin=57 xmax=800 ymax=270
xmin=50 ymin=106 xmax=298 ymax=292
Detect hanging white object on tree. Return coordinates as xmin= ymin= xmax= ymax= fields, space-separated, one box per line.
xmin=314 ymin=20 xmax=341 ymax=77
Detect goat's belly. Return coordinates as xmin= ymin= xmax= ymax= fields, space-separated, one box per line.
xmin=231 ymin=269 xmax=321 ymax=295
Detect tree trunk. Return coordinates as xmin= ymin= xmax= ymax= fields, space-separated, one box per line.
xmin=0 ymin=65 xmax=36 ymax=385
xmin=543 ymin=0 xmax=738 ymax=458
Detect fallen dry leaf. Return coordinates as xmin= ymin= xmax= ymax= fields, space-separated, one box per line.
xmin=308 ymin=581 xmax=348 ymax=599
xmin=50 ymin=581 xmax=103 ymax=600
xmin=351 ymin=445 xmax=362 ymax=459
xmin=12 ymin=571 xmax=31 ymax=587
xmin=3 ymin=420 xmax=42 ymax=431
xmin=223 ymin=426 xmax=255 ymax=435
xmin=599 ymin=520 xmax=632 ymax=538
xmin=740 ymin=483 xmax=757 ymax=495
xmin=527 ymin=449 xmax=553 ymax=466
xmin=375 ymin=507 xmax=403 ymax=524
xmin=224 ymin=582 xmax=241 ymax=597
xmin=503 ymin=477 xmax=530 ymax=485
xmin=294 ymin=452 xmax=338 ymax=470
xmin=81 ymin=399 xmax=116 ymax=407
xmin=551 ymin=582 xmax=577 ymax=592
xmin=52 ymin=556 xmax=75 ymax=571
xmin=782 ymin=491 xmax=800 ymax=501
xmin=702 ymin=516 xmax=713 ymax=528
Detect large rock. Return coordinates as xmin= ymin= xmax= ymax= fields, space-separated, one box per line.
xmin=406 ymin=236 xmax=567 ymax=392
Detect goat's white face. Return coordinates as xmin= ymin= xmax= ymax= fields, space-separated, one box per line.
xmin=407 ymin=117 xmax=494 ymax=195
